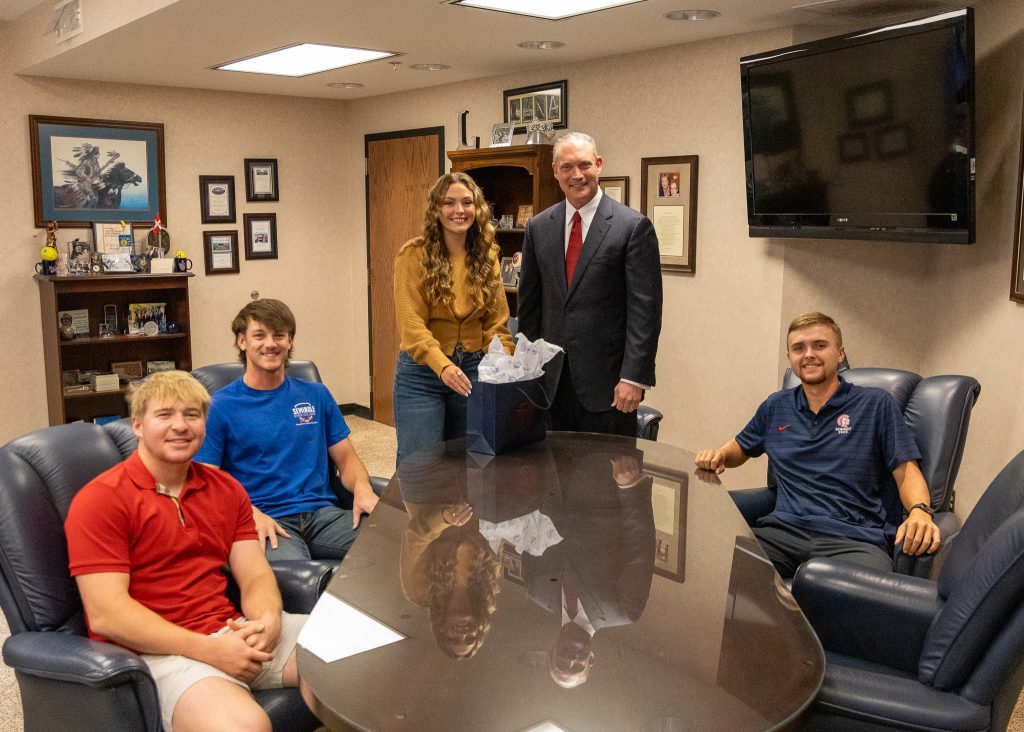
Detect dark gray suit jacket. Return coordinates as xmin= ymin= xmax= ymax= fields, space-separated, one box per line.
xmin=518 ymin=193 xmax=663 ymax=412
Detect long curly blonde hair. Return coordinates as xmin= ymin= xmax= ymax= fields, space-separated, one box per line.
xmin=403 ymin=172 xmax=501 ymax=309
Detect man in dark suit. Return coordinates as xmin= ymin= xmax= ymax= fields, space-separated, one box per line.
xmin=518 ymin=132 xmax=663 ymax=436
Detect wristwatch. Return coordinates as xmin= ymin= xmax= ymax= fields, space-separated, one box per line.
xmin=910 ymin=502 xmax=935 ymax=516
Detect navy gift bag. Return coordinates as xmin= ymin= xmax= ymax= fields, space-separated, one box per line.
xmin=466 ymin=352 xmax=562 ymax=455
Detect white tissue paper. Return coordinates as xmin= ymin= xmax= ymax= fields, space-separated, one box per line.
xmin=477 ymin=333 xmax=563 ymax=384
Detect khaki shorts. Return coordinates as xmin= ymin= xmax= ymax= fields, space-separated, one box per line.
xmin=141 ymin=612 xmax=307 ymax=731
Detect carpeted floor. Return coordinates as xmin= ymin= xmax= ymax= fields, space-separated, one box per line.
xmin=1 ymin=417 xmax=1023 ymax=730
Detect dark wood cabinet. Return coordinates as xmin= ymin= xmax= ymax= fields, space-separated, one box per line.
xmin=36 ymin=273 xmax=194 ymax=425
xmin=448 ymin=144 xmax=561 ymax=315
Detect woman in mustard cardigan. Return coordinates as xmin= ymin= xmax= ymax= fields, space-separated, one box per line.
xmin=393 ymin=172 xmax=514 ymax=465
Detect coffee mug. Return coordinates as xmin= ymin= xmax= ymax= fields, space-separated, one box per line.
xmin=35 ymin=260 xmax=56 ymax=275
xmin=174 ymin=257 xmax=193 ymax=273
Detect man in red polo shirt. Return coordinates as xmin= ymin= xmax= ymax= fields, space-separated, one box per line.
xmin=65 ymin=371 xmax=317 ymax=731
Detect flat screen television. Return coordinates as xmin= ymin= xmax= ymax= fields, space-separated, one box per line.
xmin=740 ymin=8 xmax=975 ymax=244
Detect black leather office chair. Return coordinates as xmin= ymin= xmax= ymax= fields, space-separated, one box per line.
xmin=791 ymin=449 xmax=1024 ymax=732
xmin=190 ymin=359 xmax=322 ymax=394
xmin=729 ymin=368 xmax=980 ymax=577
xmin=0 ymin=421 xmax=330 ymax=732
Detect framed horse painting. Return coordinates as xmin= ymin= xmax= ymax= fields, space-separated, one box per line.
xmin=30 ymin=115 xmax=166 ymax=228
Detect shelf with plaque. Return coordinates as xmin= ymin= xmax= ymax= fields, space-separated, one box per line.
xmin=448 ymin=145 xmax=561 ymax=315
xmin=35 ymin=273 xmax=194 ymax=425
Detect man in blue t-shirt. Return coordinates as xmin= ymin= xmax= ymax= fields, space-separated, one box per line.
xmin=196 ymin=299 xmax=378 ymax=560
xmin=695 ymin=312 xmax=940 ymax=577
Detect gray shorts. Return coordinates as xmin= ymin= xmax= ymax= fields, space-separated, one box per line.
xmin=141 ymin=612 xmax=307 ymax=731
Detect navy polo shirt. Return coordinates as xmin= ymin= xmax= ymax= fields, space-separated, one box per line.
xmin=736 ymin=379 xmax=921 ymax=550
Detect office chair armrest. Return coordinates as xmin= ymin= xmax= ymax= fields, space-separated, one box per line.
xmin=792 ymin=558 xmax=941 ymax=673
xmin=893 ymin=510 xmax=960 ymax=578
xmin=728 ymin=487 xmax=776 ymax=526
xmin=270 ymin=560 xmax=335 ymax=614
xmin=3 ymin=631 xmax=155 ymax=689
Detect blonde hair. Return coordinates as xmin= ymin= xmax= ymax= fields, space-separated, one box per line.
xmin=129 ymin=370 xmax=210 ymax=422
xmin=400 ymin=172 xmax=500 ymax=309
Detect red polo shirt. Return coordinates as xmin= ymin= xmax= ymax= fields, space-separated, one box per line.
xmin=66 ymin=452 xmax=258 ymax=644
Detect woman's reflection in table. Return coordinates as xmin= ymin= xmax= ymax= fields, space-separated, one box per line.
xmin=398 ymin=447 xmax=501 ymax=659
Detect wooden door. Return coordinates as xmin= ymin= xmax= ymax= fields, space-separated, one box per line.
xmin=366 ymin=128 xmax=444 ymax=425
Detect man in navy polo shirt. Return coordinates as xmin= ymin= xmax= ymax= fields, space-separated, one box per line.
xmin=695 ymin=311 xmax=940 ymax=577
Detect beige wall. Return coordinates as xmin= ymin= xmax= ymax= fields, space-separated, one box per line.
xmin=3 ymin=0 xmax=1023 ymax=521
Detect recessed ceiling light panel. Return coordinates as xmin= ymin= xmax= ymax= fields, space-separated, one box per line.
xmin=327 ymin=82 xmax=365 ymax=88
xmin=453 ymin=0 xmax=645 ymax=21
xmin=409 ymin=63 xmax=451 ymax=71
xmin=215 ymin=44 xmax=396 ymax=77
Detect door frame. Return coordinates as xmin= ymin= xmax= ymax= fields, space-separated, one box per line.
xmin=364 ymin=126 xmax=445 ymax=420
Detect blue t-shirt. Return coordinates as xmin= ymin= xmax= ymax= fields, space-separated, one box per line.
xmin=195 ymin=376 xmax=351 ymax=518
xmin=735 ymin=379 xmax=921 ymax=550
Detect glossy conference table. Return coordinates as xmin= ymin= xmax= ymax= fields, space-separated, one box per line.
xmin=297 ymin=433 xmax=824 ymax=731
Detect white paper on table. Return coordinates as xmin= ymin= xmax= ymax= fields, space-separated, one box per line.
xmin=297 ymin=593 xmax=405 ymax=663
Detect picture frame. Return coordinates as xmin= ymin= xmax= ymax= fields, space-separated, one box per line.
xmin=649 ymin=467 xmax=688 ymax=583
xmin=1010 ymin=96 xmax=1024 ymax=302
xmin=66 ymin=237 xmax=94 ymax=276
xmin=244 ymin=158 xmax=279 ymax=202
xmin=489 ymin=122 xmax=514 ymax=147
xmin=641 ymin=155 xmax=699 ymax=273
xmin=127 ymin=302 xmax=166 ymax=335
xmin=516 ymin=204 xmax=533 ymax=227
xmin=243 ymin=213 xmax=278 ymax=260
xmin=92 ymin=222 xmax=134 ymax=253
xmin=846 ymin=81 xmax=893 ymax=128
xmin=747 ymin=73 xmax=799 ymax=154
xmin=199 ymin=175 xmax=236 ymax=224
xmin=599 ymin=175 xmax=630 ymax=206
xmin=203 ymin=230 xmax=240 ymax=275
xmin=500 ymin=256 xmax=516 ymax=285
xmin=838 ymin=132 xmax=870 ymax=163
xmin=110 ymin=360 xmax=144 ymax=382
xmin=875 ymin=124 xmax=910 ymax=159
xmin=29 ymin=115 xmax=166 ymax=228
xmin=503 ymin=79 xmax=568 ymax=135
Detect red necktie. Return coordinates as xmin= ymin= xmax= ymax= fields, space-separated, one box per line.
xmin=565 ymin=210 xmax=583 ymax=285
xmin=563 ymin=569 xmax=579 ymax=620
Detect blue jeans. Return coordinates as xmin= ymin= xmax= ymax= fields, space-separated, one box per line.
xmin=393 ymin=349 xmax=481 ymax=466
xmin=265 ymin=506 xmax=359 ymax=561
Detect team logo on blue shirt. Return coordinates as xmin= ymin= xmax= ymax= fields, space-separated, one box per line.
xmin=835 ymin=414 xmax=852 ymax=435
xmin=292 ymin=402 xmax=317 ymax=426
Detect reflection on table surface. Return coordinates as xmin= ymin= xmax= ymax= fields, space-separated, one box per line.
xmin=297 ymin=433 xmax=823 ymax=732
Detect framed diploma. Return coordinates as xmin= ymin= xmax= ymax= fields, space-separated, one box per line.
xmin=244 ymin=213 xmax=278 ymax=260
xmin=598 ymin=175 xmax=629 ymax=206
xmin=202 ymin=230 xmax=239 ymax=275
xmin=641 ymin=155 xmax=699 ymax=273
xmin=1010 ymin=95 xmax=1024 ymax=302
xmin=244 ymin=158 xmax=279 ymax=202
xmin=199 ymin=175 xmax=236 ymax=224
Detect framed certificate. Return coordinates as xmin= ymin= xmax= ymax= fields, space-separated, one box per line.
xmin=202 ymin=230 xmax=239 ymax=275
xmin=244 ymin=158 xmax=279 ymax=202
xmin=199 ymin=175 xmax=236 ymax=224
xmin=244 ymin=213 xmax=278 ymax=260
xmin=641 ymin=155 xmax=699 ymax=274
